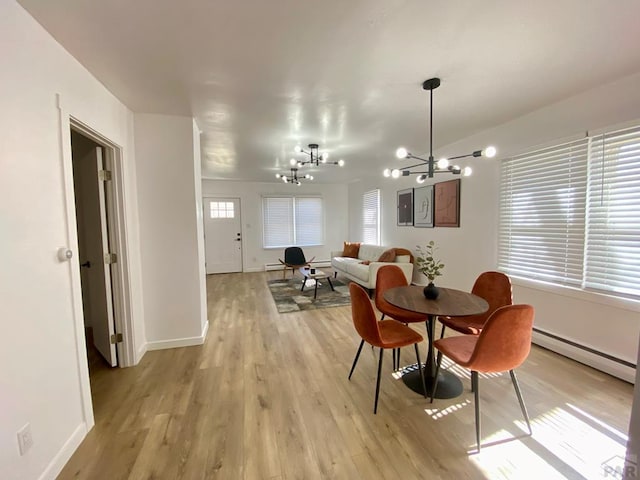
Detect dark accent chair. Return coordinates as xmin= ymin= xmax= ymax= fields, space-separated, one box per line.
xmin=278 ymin=247 xmax=315 ymax=279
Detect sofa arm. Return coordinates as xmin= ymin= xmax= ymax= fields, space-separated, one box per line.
xmin=330 ymin=250 xmax=344 ymax=259
xmin=369 ymin=262 xmax=414 ymax=286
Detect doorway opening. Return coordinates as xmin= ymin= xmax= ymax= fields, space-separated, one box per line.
xmin=203 ymin=197 xmax=243 ymax=274
xmin=70 ymin=130 xmax=120 ymax=369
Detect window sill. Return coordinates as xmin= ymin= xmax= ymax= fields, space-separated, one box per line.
xmin=510 ymin=275 xmax=640 ymax=313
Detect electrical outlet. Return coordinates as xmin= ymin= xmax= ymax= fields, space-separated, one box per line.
xmin=17 ymin=423 xmax=33 ymax=455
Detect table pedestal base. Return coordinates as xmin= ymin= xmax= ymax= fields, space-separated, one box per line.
xmin=402 ymin=366 xmax=463 ymax=399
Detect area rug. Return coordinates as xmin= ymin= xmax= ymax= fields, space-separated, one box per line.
xmin=267 ymin=275 xmax=351 ymax=313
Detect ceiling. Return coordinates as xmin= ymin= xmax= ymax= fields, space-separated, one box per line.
xmin=19 ymin=0 xmax=640 ymax=184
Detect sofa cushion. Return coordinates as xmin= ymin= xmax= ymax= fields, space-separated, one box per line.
xmin=331 ymin=256 xmax=360 ymax=270
xmin=343 ymin=241 xmax=361 ymax=258
xmin=358 ymin=244 xmax=387 ymax=262
xmin=377 ymin=249 xmax=396 ymax=262
xmin=395 ymin=255 xmax=411 ymax=263
xmin=346 ymin=262 xmax=370 ymax=282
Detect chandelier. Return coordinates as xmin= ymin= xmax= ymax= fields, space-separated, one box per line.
xmin=291 ymin=143 xmax=345 ymax=167
xmin=383 ymin=78 xmax=496 ymax=183
xmin=275 ymin=167 xmax=313 ymax=186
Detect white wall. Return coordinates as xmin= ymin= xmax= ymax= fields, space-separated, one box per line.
xmin=349 ymin=71 xmax=640 ymax=382
xmin=134 ymin=114 xmax=207 ymax=348
xmin=0 ymin=1 xmax=146 ymax=478
xmin=202 ymin=180 xmax=349 ymax=271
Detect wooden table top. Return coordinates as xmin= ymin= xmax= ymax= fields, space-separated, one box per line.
xmin=383 ymin=285 xmax=489 ymax=317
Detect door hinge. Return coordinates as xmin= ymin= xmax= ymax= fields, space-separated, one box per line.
xmin=104 ymin=252 xmax=117 ymax=264
xmin=110 ymin=333 xmax=123 ymax=344
xmin=98 ymin=169 xmax=112 ymax=181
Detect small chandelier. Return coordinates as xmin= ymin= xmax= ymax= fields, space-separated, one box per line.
xmin=291 ymin=143 xmax=345 ymax=167
xmin=275 ymin=167 xmax=313 ymax=186
xmin=383 ymin=77 xmax=496 ymax=183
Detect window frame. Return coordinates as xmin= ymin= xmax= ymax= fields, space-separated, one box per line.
xmin=262 ymin=195 xmax=324 ymax=249
xmin=499 ymin=124 xmax=640 ymax=301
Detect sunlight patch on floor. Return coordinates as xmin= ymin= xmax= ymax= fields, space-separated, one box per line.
xmin=468 ymin=404 xmax=628 ymax=480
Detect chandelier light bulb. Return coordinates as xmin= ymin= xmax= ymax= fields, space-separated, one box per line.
xmin=338 ymin=159 xmax=345 ymax=167
xmin=463 ymin=166 xmax=473 ymax=176
xmin=484 ymin=146 xmax=497 ymax=158
xmin=416 ymin=174 xmax=427 ymax=184
xmin=309 ymin=175 xmax=314 ymax=180
xmin=297 ymin=161 xmax=303 ymax=167
xmin=391 ymin=169 xmax=401 ymax=179
xmin=396 ymin=147 xmax=409 ymax=159
xmin=275 ymin=173 xmax=281 ymax=179
xmin=282 ymin=176 xmax=288 ymax=183
xmin=294 ymin=145 xmax=302 ymax=153
xmin=383 ymin=168 xmax=391 ymax=177
xmin=296 ymin=181 xmax=301 ymax=186
xmin=289 ymin=158 xmax=297 ymax=166
xmin=437 ymin=158 xmax=449 ymax=169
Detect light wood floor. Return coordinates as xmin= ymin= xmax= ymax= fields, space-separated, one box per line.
xmin=58 ymin=271 xmax=634 ymax=479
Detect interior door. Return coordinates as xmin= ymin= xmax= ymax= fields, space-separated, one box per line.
xmin=203 ymin=197 xmax=242 ymax=274
xmin=76 ymin=146 xmax=117 ymax=366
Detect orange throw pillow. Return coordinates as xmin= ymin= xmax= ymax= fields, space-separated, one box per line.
xmin=343 ymin=241 xmax=361 ymax=258
xmin=377 ymin=249 xmax=396 ymax=262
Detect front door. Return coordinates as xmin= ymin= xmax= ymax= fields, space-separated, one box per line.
xmin=203 ymin=197 xmax=243 ymax=274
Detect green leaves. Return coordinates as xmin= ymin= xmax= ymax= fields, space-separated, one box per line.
xmin=415 ymin=242 xmax=444 ymax=282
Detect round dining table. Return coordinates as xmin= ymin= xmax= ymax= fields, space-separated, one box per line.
xmin=383 ymin=285 xmax=489 ymax=399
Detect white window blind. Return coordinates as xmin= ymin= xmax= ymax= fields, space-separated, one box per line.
xmin=295 ymin=197 xmax=323 ymax=246
xmin=585 ymin=126 xmax=640 ymax=297
xmin=263 ymin=197 xmax=293 ymax=247
xmin=499 ymin=138 xmax=589 ymax=286
xmin=363 ymin=189 xmax=380 ymax=245
xmin=262 ymin=196 xmax=323 ymax=248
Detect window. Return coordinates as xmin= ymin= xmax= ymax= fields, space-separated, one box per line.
xmin=262 ymin=196 xmax=323 ymax=248
xmin=363 ymin=189 xmax=380 ymax=245
xmin=209 ymin=201 xmax=235 ymax=218
xmin=499 ymin=124 xmax=640 ymax=298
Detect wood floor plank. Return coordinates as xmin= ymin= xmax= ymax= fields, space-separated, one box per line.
xmin=57 ymin=271 xmax=634 ymax=480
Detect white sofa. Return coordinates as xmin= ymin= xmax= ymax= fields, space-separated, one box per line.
xmin=331 ymin=244 xmax=414 ymax=292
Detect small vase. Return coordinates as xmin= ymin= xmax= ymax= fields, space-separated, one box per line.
xmin=423 ymin=282 xmax=439 ymax=300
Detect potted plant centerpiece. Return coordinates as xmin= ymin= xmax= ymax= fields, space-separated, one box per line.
xmin=415 ymin=241 xmax=444 ymax=299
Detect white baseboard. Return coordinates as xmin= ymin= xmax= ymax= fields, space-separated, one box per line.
xmin=532 ymin=331 xmax=635 ymax=383
xmin=39 ymin=422 xmax=88 ymax=480
xmin=145 ymin=321 xmax=209 ymax=352
xmin=135 ymin=342 xmax=148 ymax=364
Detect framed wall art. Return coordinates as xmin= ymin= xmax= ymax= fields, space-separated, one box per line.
xmin=413 ymin=184 xmax=434 ymax=228
xmin=434 ymin=179 xmax=460 ymax=227
xmin=397 ymin=188 xmax=414 ymax=226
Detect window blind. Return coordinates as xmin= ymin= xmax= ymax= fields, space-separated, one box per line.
xmin=363 ymin=189 xmax=380 ymax=245
xmin=585 ymin=126 xmax=640 ymax=297
xmin=262 ymin=197 xmax=293 ymax=248
xmin=295 ymin=197 xmax=323 ymax=246
xmin=262 ymin=196 xmax=323 ymax=248
xmin=498 ymin=138 xmax=589 ymax=286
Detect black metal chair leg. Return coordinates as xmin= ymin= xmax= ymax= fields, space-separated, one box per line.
xmin=430 ymin=350 xmax=443 ymax=402
xmin=440 ymin=323 xmax=446 ymax=339
xmin=374 ymin=348 xmax=384 ymax=414
xmin=414 ymin=344 xmax=427 ymax=399
xmin=472 ymin=371 xmax=481 ymax=452
xmin=348 ymin=340 xmax=365 ymax=380
xmin=510 ymin=370 xmax=532 ymax=435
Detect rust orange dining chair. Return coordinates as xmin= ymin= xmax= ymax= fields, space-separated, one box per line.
xmin=431 ymin=304 xmax=535 ymax=452
xmin=348 ymin=282 xmax=427 ymax=414
xmin=439 ymin=271 xmax=512 ymax=338
xmin=375 ymin=265 xmax=428 ymax=370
